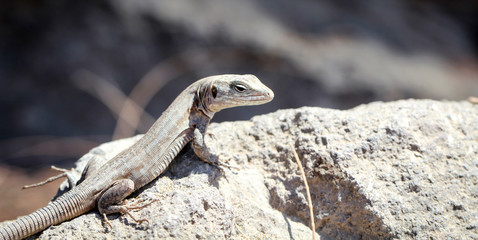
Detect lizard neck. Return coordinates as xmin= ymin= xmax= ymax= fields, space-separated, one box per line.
xmin=189 ymin=108 xmax=212 ymax=134
xmin=194 ymin=82 xmax=215 ymax=119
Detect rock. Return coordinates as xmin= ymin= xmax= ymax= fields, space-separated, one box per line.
xmin=33 ymin=99 xmax=477 ymax=239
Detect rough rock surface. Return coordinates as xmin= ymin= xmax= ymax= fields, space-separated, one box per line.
xmin=17 ymin=99 xmax=477 ymax=239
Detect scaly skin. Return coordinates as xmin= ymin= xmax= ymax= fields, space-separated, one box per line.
xmin=0 ymin=74 xmax=274 ymax=240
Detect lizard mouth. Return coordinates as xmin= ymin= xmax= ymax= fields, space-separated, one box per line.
xmin=259 ymin=89 xmax=274 ymax=101
xmin=246 ymin=91 xmax=274 ymax=104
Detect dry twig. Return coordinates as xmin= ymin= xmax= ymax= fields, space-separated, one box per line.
xmin=22 ymin=166 xmax=69 ymax=189
xmin=290 ymin=144 xmax=316 ymax=240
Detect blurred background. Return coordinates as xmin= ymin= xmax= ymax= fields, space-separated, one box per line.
xmin=1 ymin=0 xmax=477 ymax=220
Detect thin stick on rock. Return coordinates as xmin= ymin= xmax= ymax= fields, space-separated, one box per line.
xmin=290 ymin=144 xmax=316 ymax=240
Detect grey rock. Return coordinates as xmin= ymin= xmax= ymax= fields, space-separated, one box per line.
xmin=35 ymin=99 xmax=477 ymax=239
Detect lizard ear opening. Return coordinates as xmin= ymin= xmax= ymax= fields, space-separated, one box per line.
xmin=211 ymin=86 xmax=217 ymax=98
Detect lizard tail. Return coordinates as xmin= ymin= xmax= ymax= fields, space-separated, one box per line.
xmin=0 ymin=191 xmax=90 ymax=240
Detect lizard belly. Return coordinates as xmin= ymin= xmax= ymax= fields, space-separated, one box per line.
xmin=132 ymin=128 xmax=194 ymax=189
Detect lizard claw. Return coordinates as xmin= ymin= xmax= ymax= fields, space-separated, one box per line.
xmin=206 ymin=132 xmax=216 ymax=140
xmin=124 ymin=198 xmax=158 ymax=211
xmin=102 ymin=213 xmax=113 ymax=230
xmin=123 ymin=211 xmax=149 ymax=225
xmin=209 ymin=158 xmax=240 ymax=176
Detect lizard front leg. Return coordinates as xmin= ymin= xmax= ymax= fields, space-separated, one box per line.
xmin=97 ymin=179 xmax=151 ymax=229
xmin=191 ymin=128 xmax=237 ymax=173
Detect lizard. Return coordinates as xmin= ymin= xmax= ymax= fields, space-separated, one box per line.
xmin=0 ymin=74 xmax=274 ymax=240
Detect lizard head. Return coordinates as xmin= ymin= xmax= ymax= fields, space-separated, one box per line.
xmin=199 ymin=74 xmax=274 ymax=114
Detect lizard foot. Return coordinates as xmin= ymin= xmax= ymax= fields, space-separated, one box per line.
xmin=211 ymin=158 xmax=240 ymax=175
xmin=101 ymin=205 xmax=150 ymax=232
xmin=102 ymin=213 xmax=113 ymax=230
xmin=123 ymin=198 xmax=158 ymax=211
xmin=204 ymin=158 xmax=240 ymax=181
xmin=123 ymin=210 xmax=149 ymax=225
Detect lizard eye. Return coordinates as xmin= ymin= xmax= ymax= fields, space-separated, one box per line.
xmin=211 ymin=86 xmax=217 ymax=98
xmin=233 ymin=84 xmax=247 ymax=92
